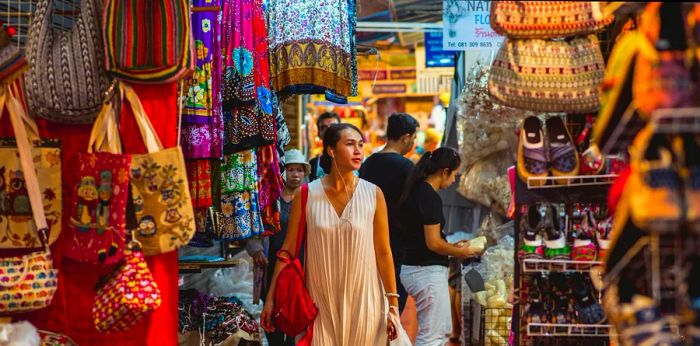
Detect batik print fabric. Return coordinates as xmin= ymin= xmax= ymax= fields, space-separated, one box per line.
xmin=267 ymin=0 xmax=358 ymax=99
xmin=180 ymin=0 xmax=222 ymax=160
xmin=221 ymin=0 xmax=275 ymax=154
xmin=219 ymin=149 xmax=263 ymax=240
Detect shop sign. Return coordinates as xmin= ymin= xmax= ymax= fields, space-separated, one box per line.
xmin=425 ymin=32 xmax=455 ymax=68
xmin=372 ymin=84 xmax=407 ymax=94
xmin=442 ymin=0 xmax=504 ymax=51
xmin=358 ymin=69 xmax=388 ymax=81
xmin=389 ymin=68 xmax=417 ymax=80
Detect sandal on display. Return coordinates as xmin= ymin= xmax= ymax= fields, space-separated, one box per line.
xmin=518 ymin=116 xmax=549 ymax=186
xmin=543 ymin=205 xmax=570 ymax=260
xmin=550 ymin=274 xmax=573 ymax=324
xmin=596 ymin=215 xmax=613 ymax=260
xmin=572 ymin=273 xmax=606 ymax=324
xmin=526 ymin=276 xmax=548 ymax=325
xmin=546 ymin=116 xmax=580 ymax=184
xmin=518 ymin=205 xmax=545 ymax=260
xmin=572 ymin=209 xmax=598 ymax=262
xmin=627 ymin=124 xmax=682 ymax=234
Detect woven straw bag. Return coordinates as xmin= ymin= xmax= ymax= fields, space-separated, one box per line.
xmin=491 ymin=1 xmax=614 ymax=39
xmin=488 ymin=35 xmax=605 ymax=113
xmin=25 ymin=0 xmax=112 ymax=124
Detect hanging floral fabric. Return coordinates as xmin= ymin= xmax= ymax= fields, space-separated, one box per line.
xmin=219 ymin=150 xmax=263 ymax=240
xmin=181 ymin=0 xmax=223 ymax=160
xmin=221 ymin=0 xmax=275 ymax=153
xmin=267 ymin=0 xmax=358 ymax=99
xmin=256 ymin=144 xmax=283 ymax=211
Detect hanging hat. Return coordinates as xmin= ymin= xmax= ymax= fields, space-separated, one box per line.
xmin=284 ymin=149 xmax=311 ymax=174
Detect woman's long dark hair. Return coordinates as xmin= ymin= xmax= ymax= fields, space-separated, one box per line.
xmin=319 ymin=123 xmax=364 ymax=174
xmin=400 ymin=147 xmax=461 ymax=204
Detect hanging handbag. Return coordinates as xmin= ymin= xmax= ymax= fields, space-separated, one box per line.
xmin=102 ymin=0 xmax=195 ymax=83
xmin=272 ymin=184 xmax=317 ymax=343
xmin=92 ymin=238 xmax=162 ymax=333
xmin=632 ymin=3 xmax=700 ymax=120
xmin=490 ymin=1 xmax=614 ymax=39
xmin=63 ymin=91 xmax=131 ymax=265
xmin=0 ymin=27 xmax=27 ymax=85
xmin=0 ymin=84 xmax=58 ymax=314
xmin=0 ymin=81 xmax=62 ymax=249
xmin=118 ymin=83 xmax=196 ymax=255
xmin=24 ymin=0 xmax=112 ymax=124
xmin=488 ymin=35 xmax=604 ymax=113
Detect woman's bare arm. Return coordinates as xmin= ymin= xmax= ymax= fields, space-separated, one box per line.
xmin=373 ymin=187 xmax=399 ymax=308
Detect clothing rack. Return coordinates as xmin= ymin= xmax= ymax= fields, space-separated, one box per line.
xmin=191 ymin=5 xmax=220 ymax=13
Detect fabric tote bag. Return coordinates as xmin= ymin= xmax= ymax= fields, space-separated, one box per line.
xmin=24 ymin=0 xmax=112 ymax=124
xmin=0 ymin=84 xmax=58 ymax=314
xmin=490 ymin=1 xmax=614 ymax=39
xmin=63 ymin=94 xmax=131 ymax=265
xmin=92 ymin=239 xmax=161 ymax=332
xmin=119 ymin=83 xmax=196 ymax=255
xmin=102 ymin=0 xmax=195 ymax=83
xmin=0 ymin=81 xmax=62 ymax=249
xmin=488 ymin=35 xmax=605 ymax=113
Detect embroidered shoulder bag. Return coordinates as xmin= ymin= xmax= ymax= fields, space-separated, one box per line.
xmin=116 ymin=83 xmax=196 ymax=255
xmin=488 ymin=35 xmax=605 ymax=113
xmin=272 ymin=184 xmax=317 ymax=344
xmin=0 ymin=84 xmax=58 ymax=314
xmin=491 ymin=1 xmax=614 ymax=39
xmin=93 ymin=238 xmax=161 ymax=332
xmin=63 ymin=89 xmax=131 ymax=265
xmin=102 ymin=0 xmax=195 ymax=83
xmin=25 ymin=0 xmax=112 ymax=124
xmin=0 ymin=80 xmax=62 ymax=249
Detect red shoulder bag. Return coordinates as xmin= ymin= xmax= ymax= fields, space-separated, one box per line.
xmin=272 ymin=184 xmax=317 ymax=344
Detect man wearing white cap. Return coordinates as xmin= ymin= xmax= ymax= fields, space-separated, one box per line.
xmin=247 ymin=149 xmax=310 ymax=346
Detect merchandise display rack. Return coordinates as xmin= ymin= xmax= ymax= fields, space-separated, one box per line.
xmin=526 ymin=323 xmax=612 ymax=337
xmin=514 ymin=168 xmax=613 ymax=345
xmin=526 ymin=175 xmax=618 ymax=190
xmin=521 ymin=258 xmax=603 ymax=273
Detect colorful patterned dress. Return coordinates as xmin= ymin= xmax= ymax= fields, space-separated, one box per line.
xmin=182 ymin=0 xmax=223 ymax=247
xmin=181 ymin=0 xmax=223 ymax=160
xmin=221 ymin=0 xmax=276 ymax=153
xmin=267 ymin=0 xmax=358 ymax=99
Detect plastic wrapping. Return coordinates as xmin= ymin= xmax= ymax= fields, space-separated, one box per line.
xmin=458 ymin=150 xmax=514 ymax=216
xmin=457 ymin=58 xmax=532 ymax=170
xmin=472 ymin=235 xmax=515 ymax=309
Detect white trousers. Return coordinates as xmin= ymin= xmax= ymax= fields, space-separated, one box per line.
xmin=401 ymin=265 xmax=451 ymax=346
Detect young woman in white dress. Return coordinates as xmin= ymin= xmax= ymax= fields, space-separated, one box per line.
xmin=261 ymin=123 xmax=400 ymax=345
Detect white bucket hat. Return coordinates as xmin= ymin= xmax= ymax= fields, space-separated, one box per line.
xmin=284 ymin=149 xmax=311 ymax=174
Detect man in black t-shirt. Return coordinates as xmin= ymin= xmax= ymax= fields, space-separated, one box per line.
xmin=309 ymin=111 xmax=341 ymax=181
xmin=359 ymin=112 xmax=419 ymax=313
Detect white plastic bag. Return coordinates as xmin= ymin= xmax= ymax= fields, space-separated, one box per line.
xmin=388 ymin=307 xmax=412 ymax=346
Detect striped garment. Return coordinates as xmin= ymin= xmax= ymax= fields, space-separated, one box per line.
xmin=103 ymin=0 xmax=195 ymax=83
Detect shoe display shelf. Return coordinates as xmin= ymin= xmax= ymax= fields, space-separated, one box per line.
xmin=513 ymin=177 xmax=614 ymax=346
xmin=527 ymin=323 xmax=612 ymax=337
xmin=522 ymin=258 xmax=603 ymax=273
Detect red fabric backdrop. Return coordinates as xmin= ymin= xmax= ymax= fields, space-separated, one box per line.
xmin=0 ymin=83 xmax=179 ymax=345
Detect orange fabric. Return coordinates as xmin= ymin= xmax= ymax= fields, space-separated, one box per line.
xmin=0 ymin=83 xmax=179 ymax=345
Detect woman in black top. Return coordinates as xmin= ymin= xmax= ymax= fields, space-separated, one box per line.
xmin=399 ymin=147 xmax=482 ymax=346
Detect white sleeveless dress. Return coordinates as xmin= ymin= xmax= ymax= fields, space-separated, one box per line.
xmin=305 ymin=179 xmax=388 ymax=345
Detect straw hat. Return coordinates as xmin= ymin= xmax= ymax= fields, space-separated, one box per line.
xmin=284 ymin=149 xmax=311 ymax=174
